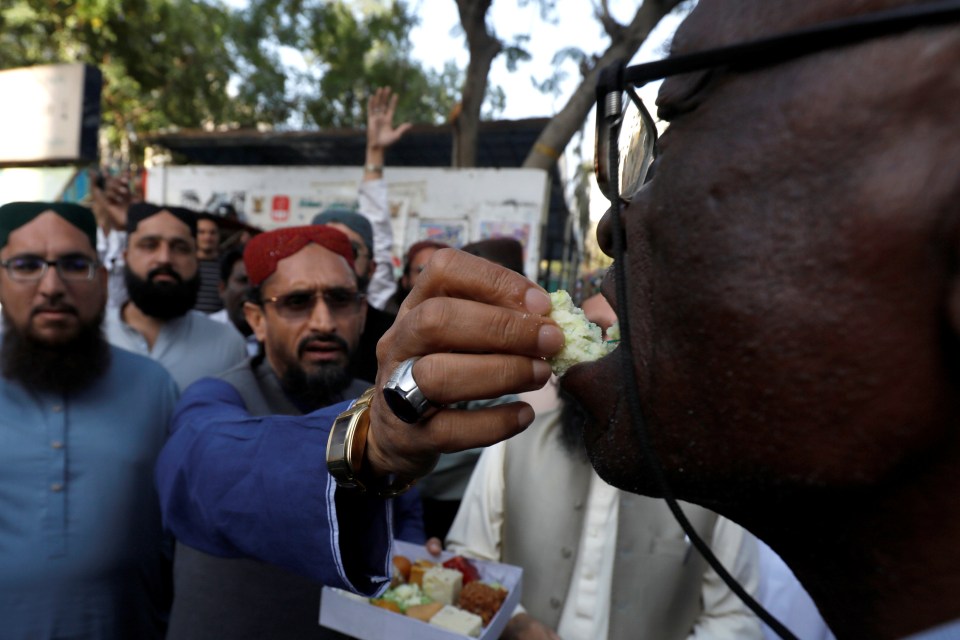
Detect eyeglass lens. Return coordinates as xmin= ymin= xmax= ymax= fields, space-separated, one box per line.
xmin=617 ymin=89 xmax=658 ymax=202
xmin=271 ymin=289 xmax=362 ymax=316
xmin=4 ymin=255 xmax=96 ymax=282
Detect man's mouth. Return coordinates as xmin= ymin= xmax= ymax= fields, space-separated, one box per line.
xmin=299 ymin=340 xmax=346 ymax=362
xmin=148 ymin=268 xmax=182 ymax=284
xmin=32 ymin=306 xmax=78 ymax=320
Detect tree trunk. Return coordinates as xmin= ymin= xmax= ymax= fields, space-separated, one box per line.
xmin=522 ymin=0 xmax=686 ymax=170
xmin=452 ymin=0 xmax=501 ymax=168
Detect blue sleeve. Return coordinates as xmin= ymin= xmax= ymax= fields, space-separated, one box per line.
xmin=392 ymin=487 xmax=426 ymax=544
xmin=154 ymin=378 xmax=392 ymax=595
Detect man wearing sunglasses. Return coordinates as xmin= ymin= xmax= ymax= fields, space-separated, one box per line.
xmin=0 ymin=202 xmax=178 ymax=638
xmin=157 ymin=2 xmax=960 ymax=638
xmin=158 ymin=225 xmax=425 ymax=639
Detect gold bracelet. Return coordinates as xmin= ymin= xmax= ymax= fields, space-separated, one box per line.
xmin=326 ymin=387 xmax=417 ymax=497
xmin=364 ymin=163 xmax=384 ymax=173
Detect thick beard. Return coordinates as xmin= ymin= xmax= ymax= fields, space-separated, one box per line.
xmin=280 ymin=332 xmax=353 ymax=411
xmin=124 ymin=264 xmax=200 ymax=320
xmin=1 ymin=311 xmax=111 ymax=394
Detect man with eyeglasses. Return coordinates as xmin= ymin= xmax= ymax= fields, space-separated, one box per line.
xmin=0 ymin=201 xmax=178 ymax=638
xmin=158 ymin=224 xmax=425 ymax=640
xmin=104 ymin=203 xmax=247 ymax=390
xmin=151 ymin=3 xmax=960 ymax=638
xmin=311 ymin=86 xmax=411 ymax=383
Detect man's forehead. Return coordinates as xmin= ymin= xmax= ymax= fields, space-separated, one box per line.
xmin=2 ymin=211 xmax=95 ymax=256
xmin=671 ymin=1 xmax=886 ymax=54
xmin=130 ymin=211 xmax=194 ymax=239
xmin=265 ymin=243 xmax=356 ymax=291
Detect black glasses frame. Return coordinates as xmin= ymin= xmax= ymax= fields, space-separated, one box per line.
xmin=0 ymin=255 xmax=100 ymax=283
xmin=593 ymin=3 xmax=960 ymax=640
xmin=595 ymin=0 xmax=960 ymax=206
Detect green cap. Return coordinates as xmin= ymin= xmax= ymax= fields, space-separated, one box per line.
xmin=0 ymin=201 xmax=97 ymax=251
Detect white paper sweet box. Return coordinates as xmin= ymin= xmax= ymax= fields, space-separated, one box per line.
xmin=319 ymin=540 xmax=523 ymax=640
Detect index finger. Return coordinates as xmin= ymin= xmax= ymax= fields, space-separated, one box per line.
xmin=400 ymin=248 xmax=552 ymax=316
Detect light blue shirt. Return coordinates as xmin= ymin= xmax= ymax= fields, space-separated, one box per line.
xmin=105 ymin=306 xmax=247 ymax=390
xmin=0 ymin=344 xmax=178 ymax=639
xmin=904 ymin=620 xmax=960 ymax=640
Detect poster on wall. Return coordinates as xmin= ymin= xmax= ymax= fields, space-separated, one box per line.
xmin=181 ymin=190 xmax=249 ymax=221
xmin=478 ymin=220 xmax=532 ymax=249
xmin=416 ymin=219 xmax=468 ymax=247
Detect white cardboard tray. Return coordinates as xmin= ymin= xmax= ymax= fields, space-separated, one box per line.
xmin=320 ymin=539 xmax=522 ymax=640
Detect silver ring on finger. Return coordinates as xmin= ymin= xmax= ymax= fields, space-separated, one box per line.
xmin=383 ymin=357 xmax=441 ymax=423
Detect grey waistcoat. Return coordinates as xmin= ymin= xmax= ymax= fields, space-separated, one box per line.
xmin=166 ymin=357 xmax=368 ymax=640
xmin=501 ymin=407 xmax=718 ymax=640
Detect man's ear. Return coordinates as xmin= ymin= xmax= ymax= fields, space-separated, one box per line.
xmin=367 ymin=258 xmax=377 ymax=280
xmin=244 ymin=301 xmax=268 ymax=343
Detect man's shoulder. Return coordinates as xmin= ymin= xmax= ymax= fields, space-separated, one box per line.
xmin=182 ymin=311 xmax=245 ymax=344
xmin=108 ymin=344 xmax=176 ymax=385
xmin=215 ymin=357 xmax=257 ymax=387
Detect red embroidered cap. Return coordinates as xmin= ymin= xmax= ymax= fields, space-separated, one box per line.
xmin=243 ymin=225 xmax=355 ymax=286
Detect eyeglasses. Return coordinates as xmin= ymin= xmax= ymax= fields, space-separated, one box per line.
xmin=595 ymin=0 xmax=960 ymax=207
xmin=0 ymin=254 xmax=100 ymax=282
xmin=262 ymin=287 xmax=365 ymax=319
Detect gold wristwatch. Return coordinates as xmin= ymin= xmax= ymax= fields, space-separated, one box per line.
xmin=326 ymin=387 xmax=416 ymax=497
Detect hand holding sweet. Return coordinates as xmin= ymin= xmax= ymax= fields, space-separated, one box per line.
xmin=364 ymin=249 xmax=563 ymax=481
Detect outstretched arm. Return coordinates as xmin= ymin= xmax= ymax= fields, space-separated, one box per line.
xmin=359 ymin=87 xmax=411 ymax=309
xmin=155 ymin=378 xmax=393 ymax=596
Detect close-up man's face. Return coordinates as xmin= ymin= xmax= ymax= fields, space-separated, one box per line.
xmin=246 ymin=243 xmax=367 ymax=402
xmin=564 ymin=0 xmax=958 ymax=507
xmin=197 ymin=218 xmax=220 ymax=256
xmin=0 ymin=212 xmax=106 ymax=345
xmin=124 ymin=211 xmax=200 ymax=318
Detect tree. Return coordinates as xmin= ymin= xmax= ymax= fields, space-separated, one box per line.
xmin=243 ymin=0 xmax=463 ymax=129
xmin=0 ymin=0 xmax=289 ymax=161
xmin=452 ymin=0 xmax=690 ymax=169
xmin=0 ymin=0 xmax=459 ymax=161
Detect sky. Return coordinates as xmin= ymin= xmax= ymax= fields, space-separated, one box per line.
xmin=408 ymin=1 xmax=687 ymax=121
xmin=406 ymin=1 xmax=689 ymax=223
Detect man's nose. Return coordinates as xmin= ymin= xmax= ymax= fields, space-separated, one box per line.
xmin=306 ymin=297 xmax=337 ymax=333
xmin=155 ymin=243 xmax=173 ymax=263
xmin=596 ymin=201 xmax=621 ymax=258
xmin=36 ymin=263 xmax=68 ymax=295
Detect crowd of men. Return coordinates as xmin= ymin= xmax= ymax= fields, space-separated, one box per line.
xmin=3 ymin=2 xmax=960 ymax=638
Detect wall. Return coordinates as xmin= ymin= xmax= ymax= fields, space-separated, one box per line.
xmin=146 ymin=165 xmax=550 ymax=278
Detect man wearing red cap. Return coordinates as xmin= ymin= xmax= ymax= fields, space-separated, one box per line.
xmin=158 ymin=225 xmax=425 ymax=639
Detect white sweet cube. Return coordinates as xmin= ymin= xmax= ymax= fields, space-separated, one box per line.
xmin=429 ymin=605 xmax=483 ymax=637
xmin=421 ymin=567 xmax=463 ymax=606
